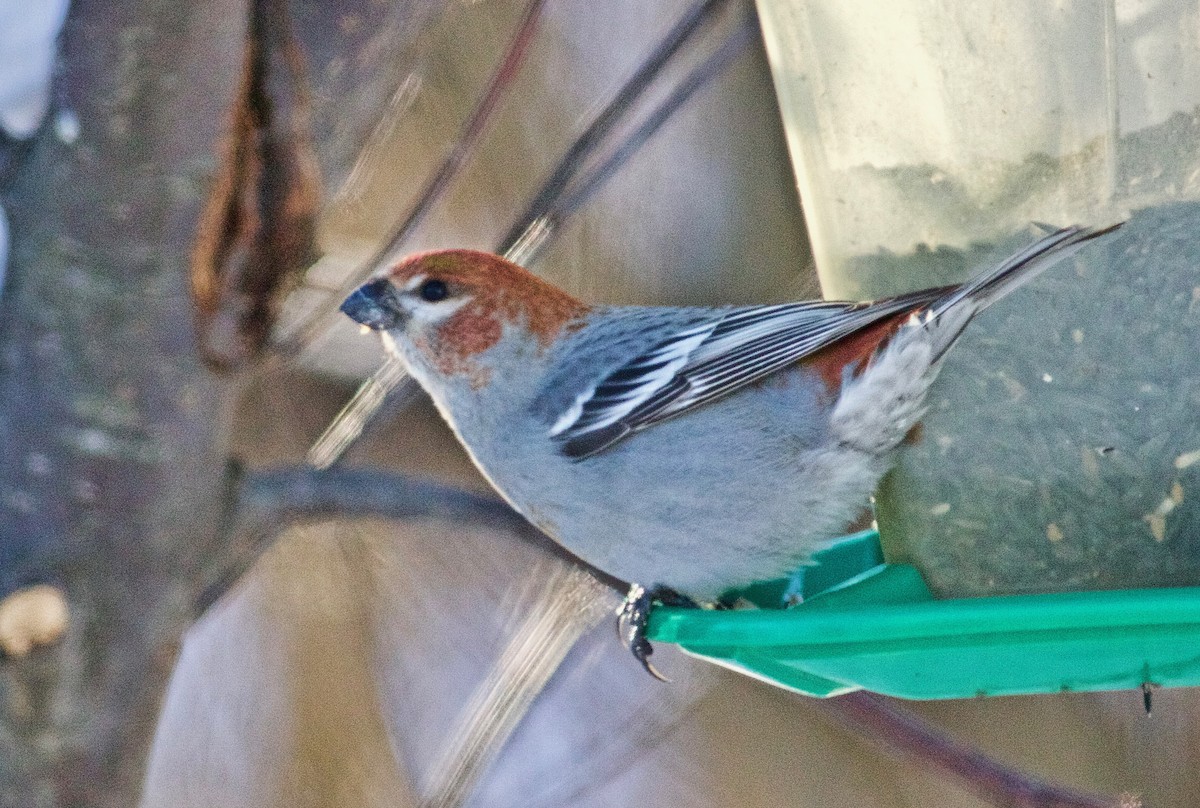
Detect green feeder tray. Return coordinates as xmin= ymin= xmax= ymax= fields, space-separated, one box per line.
xmin=646 ymin=530 xmax=1200 ymax=699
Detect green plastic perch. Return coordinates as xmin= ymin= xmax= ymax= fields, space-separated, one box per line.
xmin=646 ymin=530 xmax=1200 ymax=699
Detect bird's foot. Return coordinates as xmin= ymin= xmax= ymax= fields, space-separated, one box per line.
xmin=616 ymin=583 xmax=698 ymax=682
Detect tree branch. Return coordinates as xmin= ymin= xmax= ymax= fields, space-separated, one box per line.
xmin=820 ymin=692 xmax=1139 ymax=808
xmin=197 ymin=466 xmax=625 ymax=612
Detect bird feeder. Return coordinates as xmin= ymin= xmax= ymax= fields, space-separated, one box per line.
xmin=648 ymin=530 xmax=1200 ymax=698
xmin=645 ymin=1 xmax=1200 ymax=697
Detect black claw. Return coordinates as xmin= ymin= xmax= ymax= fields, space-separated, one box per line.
xmin=617 ymin=584 xmax=700 ymax=682
xmin=631 ymin=634 xmax=669 ymax=682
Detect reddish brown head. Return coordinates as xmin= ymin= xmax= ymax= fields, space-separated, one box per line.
xmin=341 ymin=249 xmax=590 ymax=386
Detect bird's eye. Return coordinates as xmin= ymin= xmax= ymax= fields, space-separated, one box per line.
xmin=418 ymin=279 xmax=449 ymax=302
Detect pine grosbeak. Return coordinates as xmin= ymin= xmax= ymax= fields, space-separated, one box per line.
xmin=341 ymin=224 xmax=1119 ymax=672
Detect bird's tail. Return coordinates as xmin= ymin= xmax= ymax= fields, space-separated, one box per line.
xmin=923 ymin=222 xmax=1123 ymax=360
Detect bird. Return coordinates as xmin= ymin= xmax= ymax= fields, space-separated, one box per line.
xmin=340 ymin=223 xmax=1121 ymax=675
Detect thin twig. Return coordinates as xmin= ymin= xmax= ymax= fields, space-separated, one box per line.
xmin=496 ymin=0 xmax=736 ymax=254
xmin=502 ymin=7 xmax=756 ymax=266
xmin=820 ymin=692 xmax=1139 ymax=808
xmin=277 ymin=0 xmax=549 ymax=357
xmin=554 ymin=16 xmax=755 ymax=232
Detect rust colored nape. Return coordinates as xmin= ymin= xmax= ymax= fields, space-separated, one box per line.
xmin=189 ymin=0 xmax=321 ymax=372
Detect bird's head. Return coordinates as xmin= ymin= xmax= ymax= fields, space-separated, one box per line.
xmin=341 ymin=249 xmax=589 ymax=388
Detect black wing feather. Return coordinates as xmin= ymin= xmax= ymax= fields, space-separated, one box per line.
xmin=554 ymin=289 xmax=945 ymax=459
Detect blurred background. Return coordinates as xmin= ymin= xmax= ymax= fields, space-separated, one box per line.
xmin=2 ymin=0 xmax=1200 ymax=806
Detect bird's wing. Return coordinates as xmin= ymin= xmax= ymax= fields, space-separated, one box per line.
xmin=550 ymin=291 xmax=945 ymax=459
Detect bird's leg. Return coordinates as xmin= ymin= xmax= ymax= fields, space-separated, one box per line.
xmin=616 ymin=583 xmax=699 ymax=682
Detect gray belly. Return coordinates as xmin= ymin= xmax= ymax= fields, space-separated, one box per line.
xmin=473 ymin=368 xmax=889 ymax=601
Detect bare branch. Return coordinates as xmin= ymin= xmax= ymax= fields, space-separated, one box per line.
xmin=820 ymin=692 xmax=1138 ymax=808
xmin=197 ymin=466 xmax=626 ymax=612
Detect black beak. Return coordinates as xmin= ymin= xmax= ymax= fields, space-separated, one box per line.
xmin=340 ymin=279 xmax=403 ymax=331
